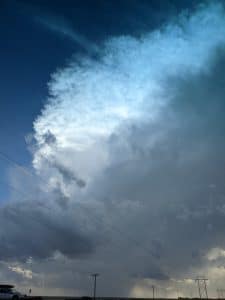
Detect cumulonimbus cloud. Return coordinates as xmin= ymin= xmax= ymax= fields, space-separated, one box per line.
xmin=2 ymin=1 xmax=225 ymax=297
xmin=33 ymin=2 xmax=225 ymax=196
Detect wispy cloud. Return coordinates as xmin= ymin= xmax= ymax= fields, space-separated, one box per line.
xmin=34 ymin=13 xmax=99 ymax=55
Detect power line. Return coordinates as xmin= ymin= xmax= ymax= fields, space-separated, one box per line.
xmin=0 ymin=151 xmax=33 ymax=178
xmin=0 ymin=179 xmax=32 ymax=201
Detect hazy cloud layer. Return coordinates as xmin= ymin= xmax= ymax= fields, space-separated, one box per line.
xmin=2 ymin=1 xmax=225 ymax=297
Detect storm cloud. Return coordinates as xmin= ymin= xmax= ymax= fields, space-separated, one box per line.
xmin=2 ymin=0 xmax=225 ymax=297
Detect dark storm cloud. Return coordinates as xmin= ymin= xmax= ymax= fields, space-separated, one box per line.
xmin=26 ymin=2 xmax=225 ymax=294
xmin=91 ymin=47 xmax=225 ymax=279
xmin=52 ymin=161 xmax=86 ymax=188
xmin=141 ymin=267 xmax=169 ymax=281
xmin=0 ymin=200 xmax=94 ymax=261
xmin=42 ymin=130 xmax=57 ymax=146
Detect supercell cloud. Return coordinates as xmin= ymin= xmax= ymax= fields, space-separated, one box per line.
xmin=2 ymin=1 xmax=225 ymax=297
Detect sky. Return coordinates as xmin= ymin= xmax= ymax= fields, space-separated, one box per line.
xmin=1 ymin=0 xmax=225 ymax=297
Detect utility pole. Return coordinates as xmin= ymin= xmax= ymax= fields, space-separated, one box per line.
xmin=152 ymin=285 xmax=155 ymax=299
xmin=203 ymin=279 xmax=208 ymax=299
xmin=196 ymin=279 xmax=202 ymax=299
xmin=217 ymin=289 xmax=221 ymax=299
xmin=91 ymin=273 xmax=99 ymax=300
xmin=195 ymin=278 xmax=208 ymax=299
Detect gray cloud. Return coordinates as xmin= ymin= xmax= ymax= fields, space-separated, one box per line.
xmin=93 ymin=46 xmax=225 ymax=279
xmin=52 ymin=161 xmax=86 ymax=188
xmin=42 ymin=130 xmax=57 ymax=146
xmin=0 ymin=200 xmax=95 ymax=262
